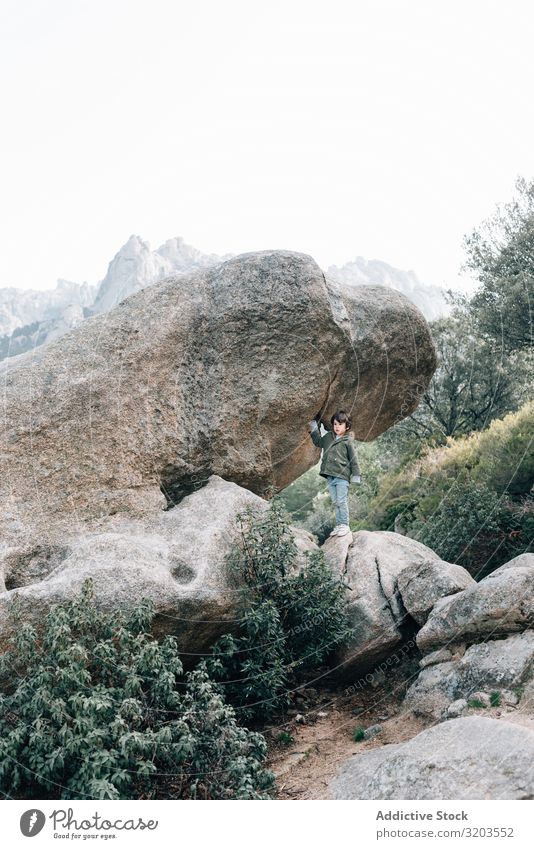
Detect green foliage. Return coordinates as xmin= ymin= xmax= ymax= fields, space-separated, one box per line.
xmin=353 ymin=726 xmax=365 ymax=742
xmin=410 ymin=474 xmax=506 ymax=570
xmin=0 ymin=580 xmax=274 ymax=800
xmin=427 ymin=311 xmax=531 ymax=435
xmin=276 ymin=731 xmax=294 ymax=746
xmin=371 ymin=498 xmax=419 ymax=533
xmin=469 ymin=401 xmax=534 ymax=496
xmin=208 ymin=600 xmax=289 ymax=722
xmin=364 ymin=401 xmax=534 ymax=573
xmin=207 ymin=501 xmax=352 ymax=723
xmin=387 ymin=308 xmax=531 ymax=444
xmin=490 ymin=691 xmax=501 ymax=707
xmin=274 ymin=466 xmax=327 ymax=522
xmin=468 ymin=698 xmax=486 ymax=709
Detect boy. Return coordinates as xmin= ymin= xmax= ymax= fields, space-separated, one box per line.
xmin=307 ymin=410 xmax=361 ymax=537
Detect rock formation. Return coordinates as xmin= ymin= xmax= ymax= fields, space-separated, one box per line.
xmin=321 ymin=530 xmax=474 ymax=678
xmin=401 ymin=552 xmax=534 ymax=721
xmin=0 ymin=235 xmax=448 ymax=365
xmin=416 ymin=553 xmax=534 ymax=652
xmin=331 ymin=716 xmax=534 ymax=799
xmin=0 ymin=475 xmax=318 ymax=656
xmin=404 ymin=630 xmax=534 ymax=719
xmin=0 ymin=250 xmax=437 ymax=613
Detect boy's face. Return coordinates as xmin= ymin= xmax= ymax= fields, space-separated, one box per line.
xmin=333 ymin=419 xmax=348 ymax=435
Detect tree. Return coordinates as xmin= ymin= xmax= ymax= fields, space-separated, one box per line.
xmin=461 ymin=174 xmax=534 ymax=352
xmin=377 ymin=308 xmax=529 ymax=448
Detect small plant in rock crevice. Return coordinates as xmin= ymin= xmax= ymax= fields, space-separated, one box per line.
xmin=490 ymin=691 xmax=501 ymax=707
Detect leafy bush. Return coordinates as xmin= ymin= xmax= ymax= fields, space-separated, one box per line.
xmin=364 ymin=401 xmax=534 ymax=572
xmin=411 ymin=474 xmax=506 ymax=570
xmin=0 ymin=580 xmax=274 ymax=800
xmin=207 ymin=501 xmax=353 ymax=722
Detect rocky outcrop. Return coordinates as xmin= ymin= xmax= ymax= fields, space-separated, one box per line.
xmin=0 ymin=249 xmax=436 ymax=601
xmin=404 ymin=631 xmax=534 ymax=719
xmin=322 ymin=530 xmax=473 ymax=678
xmin=0 ymin=475 xmax=318 ymax=655
xmin=331 ymin=716 xmax=534 ymax=799
xmin=397 ymin=558 xmax=475 ymax=626
xmin=416 ymin=553 xmax=534 ymax=653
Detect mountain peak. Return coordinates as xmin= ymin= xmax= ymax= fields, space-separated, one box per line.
xmin=118 ymin=234 xmax=151 ymax=255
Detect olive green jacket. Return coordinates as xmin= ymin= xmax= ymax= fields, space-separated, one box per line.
xmin=308 ymin=421 xmax=361 ymax=482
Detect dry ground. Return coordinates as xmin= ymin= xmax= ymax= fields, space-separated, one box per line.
xmin=264 ymin=657 xmax=533 ymax=800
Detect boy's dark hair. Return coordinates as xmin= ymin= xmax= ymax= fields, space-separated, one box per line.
xmin=330 ymin=409 xmax=352 ymax=431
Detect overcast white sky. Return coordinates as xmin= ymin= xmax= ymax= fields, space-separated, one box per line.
xmin=1 ymin=0 xmax=533 ymax=293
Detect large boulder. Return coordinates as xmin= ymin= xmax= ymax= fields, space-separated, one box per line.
xmin=0 ymin=476 xmax=318 ymax=656
xmin=331 ymin=716 xmax=534 ymax=799
xmin=322 ymin=530 xmax=473 ymax=679
xmin=0 ymin=250 xmax=436 ymax=595
xmin=416 ymin=553 xmax=534 ymax=653
xmin=404 ymin=630 xmax=534 ymax=719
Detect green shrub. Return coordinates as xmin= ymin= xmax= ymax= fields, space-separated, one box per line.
xmin=364 ymin=401 xmax=534 ymax=571
xmin=411 ymin=474 xmax=506 ymax=570
xmin=467 ymin=697 xmax=486 ymax=709
xmin=374 ymin=498 xmax=419 ymax=533
xmin=207 ymin=600 xmax=289 ymax=722
xmin=472 ymin=401 xmax=534 ymax=496
xmin=353 ymin=726 xmax=365 ymax=742
xmin=207 ymin=501 xmax=353 ymax=723
xmin=0 ymin=580 xmax=274 ymax=800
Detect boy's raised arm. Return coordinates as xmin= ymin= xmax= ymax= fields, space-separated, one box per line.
xmin=308 ymin=419 xmax=323 ymax=449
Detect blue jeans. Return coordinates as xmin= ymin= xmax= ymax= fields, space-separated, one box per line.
xmin=326 ymin=475 xmax=349 ymax=526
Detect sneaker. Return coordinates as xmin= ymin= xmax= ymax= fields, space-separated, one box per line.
xmin=336 ymin=524 xmax=351 ymax=536
xmin=328 ymin=526 xmax=341 ymax=537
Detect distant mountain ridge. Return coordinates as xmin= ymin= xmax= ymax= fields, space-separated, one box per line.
xmin=90 ymin=235 xmax=232 ymax=315
xmin=0 ymin=236 xmax=450 ymax=361
xmin=0 ymin=279 xmax=97 ymax=337
xmin=326 ymin=256 xmax=449 ymax=321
